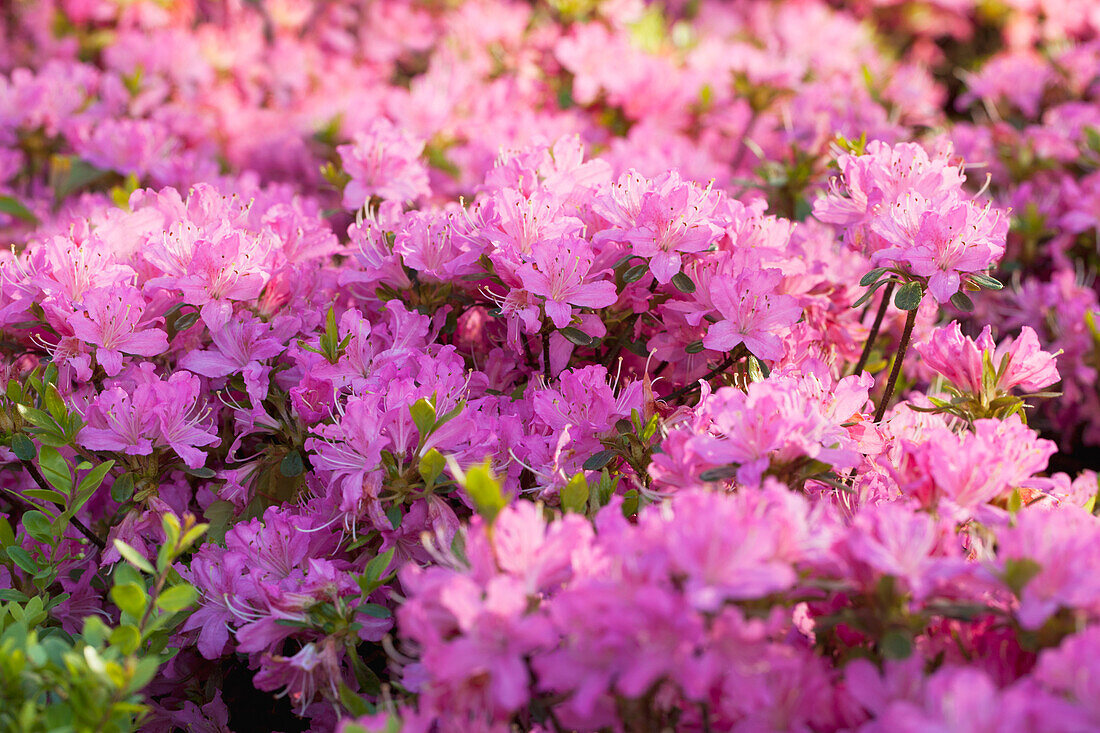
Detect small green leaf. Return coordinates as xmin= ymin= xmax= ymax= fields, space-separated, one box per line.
xmin=859 ymin=268 xmax=888 ymax=287
xmin=671 ymin=272 xmax=696 ymax=293
xmin=42 ymin=384 xmax=68 ymax=423
xmin=968 ymin=272 xmax=1004 ymax=290
xmin=364 ymin=547 xmax=396 ymax=585
xmin=6 ymin=546 xmax=37 ymax=574
xmin=110 ymin=473 xmax=135 ymax=504
xmin=950 ymin=291 xmax=974 ymax=312
xmin=418 ymin=448 xmax=446 ymax=487
xmin=10 ymin=434 xmax=35 ymax=461
xmin=110 ymin=582 xmax=148 ymax=619
xmin=560 ymin=472 xmax=589 ymax=514
xmin=109 ymin=624 xmax=141 ymax=655
xmin=559 ymin=327 xmax=593 ymax=346
xmin=685 ymin=340 xmax=705 ymax=354
xmin=0 ymin=195 xmax=39 ymax=225
xmin=113 ymin=540 xmax=155 ymax=574
xmin=463 ymin=460 xmax=506 ymax=524
xmin=880 ymin=630 xmax=912 ymax=660
xmin=76 ymin=460 xmax=114 ymax=501
xmin=409 ymin=398 xmax=437 ymax=440
xmin=155 ymin=584 xmax=198 ymax=613
xmin=172 ymin=311 xmax=200 ymax=332
xmin=622 ymin=263 xmax=648 ymax=283
xmin=894 ymin=281 xmax=924 ymax=311
xmin=582 ymin=450 xmax=616 ymax=471
xmin=37 ymin=446 xmax=71 ymax=493
xmin=699 ymin=465 xmax=740 ymax=482
xmin=21 ymin=511 xmax=52 ymax=545
xmin=279 ymin=451 xmax=304 ymax=478
xmin=359 ymin=603 xmax=392 ymax=619
xmin=0 ymin=589 xmax=29 ymax=602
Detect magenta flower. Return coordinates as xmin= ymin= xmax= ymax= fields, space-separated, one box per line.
xmin=337 ymin=119 xmax=431 ymax=208
xmin=702 ymin=269 xmax=802 ymax=361
xmin=515 ymin=236 xmax=618 ymax=328
xmin=67 ymin=285 xmax=169 ymax=376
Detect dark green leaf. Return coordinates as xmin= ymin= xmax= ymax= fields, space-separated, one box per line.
xmin=21 ymin=511 xmax=52 ymax=544
xmin=359 ymin=603 xmax=392 ymax=619
xmin=10 ymin=434 xmax=35 ymax=461
xmin=859 ymin=267 xmax=888 ymax=287
xmin=111 ymin=473 xmax=135 ymax=503
xmin=880 ymin=630 xmax=912 ymax=660
xmin=0 ymin=195 xmax=39 ymax=224
xmin=671 ymin=272 xmax=696 ymax=293
xmin=559 ymin=327 xmax=593 ymax=346
xmin=622 ymin=263 xmax=648 ymax=283
xmin=685 ymin=340 xmax=705 ymax=354
xmin=279 ymin=451 xmax=304 ymax=478
xmin=950 ymin=291 xmax=974 ymax=312
xmin=582 ymin=450 xmax=616 ymax=471
xmin=173 ymin=311 xmax=200 ymax=332
xmin=699 ymin=465 xmax=739 ymax=482
xmin=6 ymin=546 xmax=37 ymax=574
xmin=968 ymin=272 xmax=1004 ymax=290
xmin=894 ymin=281 xmax=924 ymax=311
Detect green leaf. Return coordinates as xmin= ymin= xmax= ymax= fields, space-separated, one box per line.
xmin=671 ymin=272 xmax=696 ymax=293
xmin=880 ymin=630 xmax=912 ymax=660
xmin=463 ymin=460 xmax=506 ymax=524
xmin=113 ymin=540 xmax=155 ymax=574
xmin=894 ymin=281 xmax=924 ymax=311
xmin=10 ymin=434 xmax=35 ymax=461
xmin=968 ymin=272 xmax=1004 ymax=290
xmin=950 ymin=291 xmax=974 ymax=312
xmin=338 ymin=681 xmax=374 ymax=718
xmin=0 ymin=589 xmax=29 ymax=602
xmin=37 ymin=446 xmax=71 ymax=493
xmin=279 ymin=451 xmax=304 ymax=478
xmin=21 ymin=511 xmax=52 ymax=545
xmin=622 ymin=263 xmax=648 ymax=283
xmin=110 ymin=473 xmax=135 ymax=503
xmin=560 ymin=472 xmax=589 ymax=514
xmin=699 ymin=465 xmax=739 ymax=482
xmin=359 ymin=603 xmax=392 ymax=619
xmin=6 ymin=546 xmax=37 ymax=574
xmin=409 ymin=398 xmax=437 ymax=440
xmin=172 ymin=311 xmax=200 ymax=332
xmin=110 ymin=582 xmax=148 ymax=619
xmin=859 ymin=267 xmax=888 ymax=287
xmin=76 ymin=460 xmax=114 ymax=501
xmin=685 ymin=340 xmax=705 ymax=354
xmin=559 ymin=327 xmax=593 ymax=346
xmin=364 ymin=547 xmax=396 ymax=585
xmin=15 ymin=405 xmax=57 ymax=431
xmin=109 ymin=624 xmax=141 ymax=655
xmin=418 ymin=448 xmax=446 ymax=487
xmin=0 ymin=195 xmax=39 ymax=224
xmin=582 ymin=450 xmax=616 ymax=471
xmin=42 ymin=384 xmax=68 ymax=423
xmin=155 ymin=584 xmax=198 ymax=613
xmin=22 ymin=488 xmax=66 ymax=507
xmin=1003 ymin=557 xmax=1042 ymax=596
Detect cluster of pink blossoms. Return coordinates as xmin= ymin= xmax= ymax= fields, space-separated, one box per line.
xmin=0 ymin=1 xmax=1098 ymax=732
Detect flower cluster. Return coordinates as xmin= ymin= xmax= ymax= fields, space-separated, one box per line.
xmin=0 ymin=1 xmax=1098 ymax=732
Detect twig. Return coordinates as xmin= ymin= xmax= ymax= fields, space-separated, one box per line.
xmin=874 ymin=307 xmax=917 ymax=423
xmin=662 ymin=344 xmax=749 ymax=404
xmin=542 ymin=328 xmax=552 ymax=382
xmin=853 ymin=281 xmax=895 ymax=376
xmin=12 ymin=459 xmax=106 ymax=549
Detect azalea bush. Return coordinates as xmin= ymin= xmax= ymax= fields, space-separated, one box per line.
xmin=1 ymin=0 xmax=1100 ymax=731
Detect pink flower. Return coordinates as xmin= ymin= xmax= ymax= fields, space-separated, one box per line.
xmin=702 ymin=269 xmax=802 ymax=361
xmin=338 ymin=119 xmax=431 ymax=208
xmin=67 ymin=285 xmax=169 ymax=376
xmin=515 ymin=236 xmax=618 ymax=328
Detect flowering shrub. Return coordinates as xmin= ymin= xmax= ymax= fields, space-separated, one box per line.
xmin=1 ymin=1 xmax=1100 ymax=731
